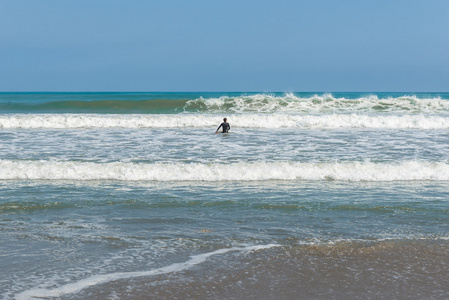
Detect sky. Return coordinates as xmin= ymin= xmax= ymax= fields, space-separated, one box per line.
xmin=0 ymin=0 xmax=448 ymax=92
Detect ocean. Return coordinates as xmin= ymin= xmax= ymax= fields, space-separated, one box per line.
xmin=1 ymin=92 xmax=448 ymax=299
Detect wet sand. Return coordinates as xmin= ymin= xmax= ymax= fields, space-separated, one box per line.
xmin=65 ymin=240 xmax=449 ymax=299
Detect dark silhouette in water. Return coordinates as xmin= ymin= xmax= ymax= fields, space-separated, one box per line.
xmin=215 ymin=118 xmax=230 ymax=133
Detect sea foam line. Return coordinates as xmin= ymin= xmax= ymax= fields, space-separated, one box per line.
xmin=2 ymin=160 xmax=449 ymax=181
xmin=15 ymin=244 xmax=276 ymax=300
xmin=2 ymin=114 xmax=449 ymax=129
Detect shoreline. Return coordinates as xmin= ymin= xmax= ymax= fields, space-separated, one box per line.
xmin=15 ymin=239 xmax=449 ymax=299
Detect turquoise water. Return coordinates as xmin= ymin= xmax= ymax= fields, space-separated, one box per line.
xmin=1 ymin=92 xmax=449 ymax=113
xmin=1 ymin=92 xmax=449 ymax=299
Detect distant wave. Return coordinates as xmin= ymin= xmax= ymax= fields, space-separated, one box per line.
xmin=184 ymin=93 xmax=449 ymax=114
xmin=2 ymin=160 xmax=449 ymax=181
xmin=2 ymin=114 xmax=449 ymax=129
xmin=1 ymin=93 xmax=449 ymax=114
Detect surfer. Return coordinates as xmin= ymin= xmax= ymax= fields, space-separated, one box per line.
xmin=215 ymin=118 xmax=230 ymax=133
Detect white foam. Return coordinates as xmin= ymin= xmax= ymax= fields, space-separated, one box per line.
xmin=2 ymin=113 xmax=449 ymax=129
xmin=15 ymin=244 xmax=276 ymax=300
xmin=185 ymin=93 xmax=449 ymax=114
xmin=2 ymin=160 xmax=449 ymax=182
xmin=294 ymin=114 xmax=449 ymax=129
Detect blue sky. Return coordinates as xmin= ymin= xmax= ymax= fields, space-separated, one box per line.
xmin=0 ymin=0 xmax=448 ymax=92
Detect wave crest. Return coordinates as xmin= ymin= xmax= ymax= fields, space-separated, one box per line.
xmin=1 ymin=93 xmax=448 ymax=114
xmin=1 ymin=160 xmax=449 ymax=182
xmin=184 ymin=93 xmax=449 ymax=114
xmin=2 ymin=114 xmax=449 ymax=129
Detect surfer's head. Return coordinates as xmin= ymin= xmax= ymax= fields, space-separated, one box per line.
xmin=223 ymin=118 xmax=227 ymax=122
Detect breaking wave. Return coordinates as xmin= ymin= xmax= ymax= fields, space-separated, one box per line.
xmin=2 ymin=160 xmax=449 ymax=181
xmin=2 ymin=113 xmax=449 ymax=129
xmin=184 ymin=93 xmax=449 ymax=114
xmin=1 ymin=93 xmax=449 ymax=114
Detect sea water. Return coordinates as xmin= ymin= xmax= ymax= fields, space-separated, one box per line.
xmin=1 ymin=92 xmax=448 ymax=299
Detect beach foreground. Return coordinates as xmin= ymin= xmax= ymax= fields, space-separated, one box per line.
xmin=82 ymin=240 xmax=449 ymax=300
xmin=14 ymin=239 xmax=449 ymax=299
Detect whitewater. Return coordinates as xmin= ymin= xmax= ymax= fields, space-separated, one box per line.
xmin=3 ymin=113 xmax=449 ymax=129
xmin=1 ymin=160 xmax=449 ymax=181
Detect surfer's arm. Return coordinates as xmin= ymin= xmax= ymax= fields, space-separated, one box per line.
xmin=216 ymin=123 xmax=223 ymax=132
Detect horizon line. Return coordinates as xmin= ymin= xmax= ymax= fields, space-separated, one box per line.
xmin=0 ymin=91 xmax=448 ymax=94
